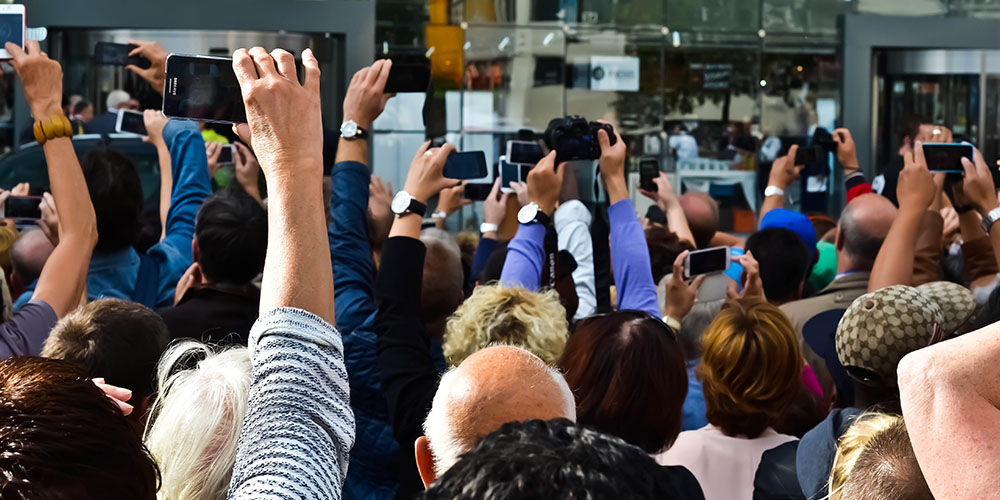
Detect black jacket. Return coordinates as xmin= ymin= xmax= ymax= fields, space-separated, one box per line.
xmin=159 ymin=286 xmax=259 ymax=345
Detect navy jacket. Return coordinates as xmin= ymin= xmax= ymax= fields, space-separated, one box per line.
xmin=330 ymin=161 xmax=400 ymax=499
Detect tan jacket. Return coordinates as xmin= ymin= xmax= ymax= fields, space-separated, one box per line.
xmin=780 ymin=272 xmax=871 ymax=401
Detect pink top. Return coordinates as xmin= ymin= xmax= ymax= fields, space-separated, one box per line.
xmin=655 ymin=424 xmax=797 ymax=500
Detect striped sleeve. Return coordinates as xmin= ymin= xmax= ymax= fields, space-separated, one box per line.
xmin=228 ymin=308 xmax=356 ymax=500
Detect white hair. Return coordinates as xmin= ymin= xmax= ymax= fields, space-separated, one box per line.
xmin=422 ymin=349 xmax=576 ymax=475
xmin=420 ymin=227 xmax=461 ymax=259
xmin=143 ymin=341 xmax=252 ymax=500
xmin=106 ymin=89 xmax=131 ymax=111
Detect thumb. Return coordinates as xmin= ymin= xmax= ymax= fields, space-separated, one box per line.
xmin=232 ymin=123 xmax=252 ymax=148
xmin=597 ymin=129 xmax=611 ymax=151
xmin=690 ymin=274 xmax=706 ymax=291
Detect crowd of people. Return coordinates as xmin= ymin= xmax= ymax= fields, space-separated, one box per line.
xmin=1 ymin=32 xmax=1000 ymax=500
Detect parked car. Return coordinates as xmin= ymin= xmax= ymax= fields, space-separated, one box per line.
xmin=0 ymin=134 xmax=161 ymax=211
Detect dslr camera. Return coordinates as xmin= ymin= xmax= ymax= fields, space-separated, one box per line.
xmin=543 ymin=115 xmax=618 ymax=163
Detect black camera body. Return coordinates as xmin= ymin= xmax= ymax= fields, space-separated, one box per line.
xmin=543 ymin=115 xmax=617 ymax=163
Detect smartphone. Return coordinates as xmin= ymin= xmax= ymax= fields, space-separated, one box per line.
xmin=1 ymin=195 xmax=41 ymax=221
xmin=923 ymin=143 xmax=973 ymax=174
xmin=163 ymin=54 xmax=247 ymax=124
xmin=794 ymin=146 xmax=821 ymax=165
xmin=639 ymin=158 xmax=659 ymax=191
xmin=384 ymin=63 xmax=431 ymax=93
xmin=507 ymin=140 xmax=544 ymax=165
xmin=464 ymin=183 xmax=493 ymax=202
xmin=443 ymin=151 xmax=488 ymax=180
xmin=115 ymin=109 xmax=147 ymax=135
xmin=217 ymin=144 xmax=234 ymax=164
xmin=499 ymin=156 xmax=530 ymax=194
xmin=0 ymin=4 xmax=25 ymax=60
xmin=94 ymin=42 xmax=151 ymax=69
xmin=684 ymin=246 xmax=731 ymax=279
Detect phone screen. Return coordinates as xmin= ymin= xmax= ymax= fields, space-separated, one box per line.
xmin=794 ymin=146 xmax=820 ymax=165
xmin=686 ymin=247 xmax=730 ymax=277
xmin=4 ymin=196 xmax=41 ymax=220
xmin=384 ymin=63 xmax=431 ymax=93
xmin=443 ymin=151 xmax=488 ymax=180
xmin=94 ymin=42 xmax=149 ymax=68
xmin=500 ymin=157 xmax=520 ymax=190
xmin=217 ymin=144 xmax=234 ymax=164
xmin=507 ymin=141 xmax=544 ymax=165
xmin=464 ymin=183 xmax=493 ymax=201
xmin=640 ymin=158 xmax=659 ymax=191
xmin=116 ymin=110 xmax=147 ymax=135
xmin=923 ymin=143 xmax=973 ymax=173
xmin=0 ymin=13 xmax=23 ymax=54
xmin=163 ymin=55 xmax=247 ymax=124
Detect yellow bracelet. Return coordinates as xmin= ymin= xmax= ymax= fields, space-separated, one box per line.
xmin=32 ymin=114 xmax=73 ymax=145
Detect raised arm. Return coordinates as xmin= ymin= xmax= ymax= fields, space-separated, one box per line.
xmin=9 ymin=41 xmax=96 ymax=321
xmin=640 ymin=172 xmax=694 ymax=248
xmin=499 ymin=151 xmax=562 ymax=290
xmin=469 ymin=177 xmax=508 ymax=284
xmin=227 ymin=47 xmax=352 ymax=500
xmin=142 ymin=109 xmax=171 ymax=239
xmin=868 ymin=142 xmax=936 ymax=291
xmin=898 ymin=321 xmax=1000 ymax=500
xmin=956 ymin=149 xmax=1000 ymax=273
xmin=555 ymin=166 xmax=596 ymax=319
xmin=331 ymin=59 xmax=392 ymax=335
xmin=759 ymin=145 xmax=802 ymax=225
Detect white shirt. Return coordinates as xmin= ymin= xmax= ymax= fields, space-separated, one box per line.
xmin=655 ymin=424 xmax=796 ymax=500
xmin=554 ymin=200 xmax=596 ymax=319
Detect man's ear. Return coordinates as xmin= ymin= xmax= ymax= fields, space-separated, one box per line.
xmin=192 ymin=238 xmax=199 ymax=263
xmin=835 ymin=225 xmax=845 ymax=252
xmin=415 ymin=435 xmax=437 ymax=490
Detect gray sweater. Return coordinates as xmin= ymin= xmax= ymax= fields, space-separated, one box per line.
xmin=228 ymin=307 xmax=356 ymax=499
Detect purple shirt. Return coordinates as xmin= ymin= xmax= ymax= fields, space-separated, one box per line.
xmin=0 ymin=300 xmax=58 ymax=360
xmin=500 ymin=199 xmax=659 ymax=317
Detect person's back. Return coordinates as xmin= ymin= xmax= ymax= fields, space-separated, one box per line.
xmin=0 ymin=356 xmax=159 ymax=499
xmin=160 ymin=188 xmax=266 ymax=344
xmin=42 ymin=298 xmax=171 ymax=425
xmin=422 ymin=419 xmax=703 ymax=500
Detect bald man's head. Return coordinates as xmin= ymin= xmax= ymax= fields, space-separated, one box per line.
xmin=422 ymin=345 xmax=576 ymax=476
xmin=12 ymin=229 xmax=54 ymax=286
xmin=838 ymin=194 xmax=897 ymax=271
xmin=679 ymin=192 xmax=719 ymax=249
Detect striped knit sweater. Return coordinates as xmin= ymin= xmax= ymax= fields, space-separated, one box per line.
xmin=228 ymin=307 xmax=356 ymax=499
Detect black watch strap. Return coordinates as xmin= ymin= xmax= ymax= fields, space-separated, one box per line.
xmin=528 ymin=210 xmax=552 ymax=227
xmin=406 ymin=199 xmax=427 ymax=217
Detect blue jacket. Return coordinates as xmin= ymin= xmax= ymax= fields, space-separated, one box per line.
xmin=329 ymin=161 xmax=400 ymax=500
xmin=18 ymin=121 xmax=211 ymax=309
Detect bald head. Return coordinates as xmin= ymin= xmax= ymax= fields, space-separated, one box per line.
xmin=12 ymin=229 xmax=54 ymax=285
xmin=838 ymin=194 xmax=897 ymax=271
xmin=423 ymin=345 xmax=576 ymax=475
xmin=679 ymin=192 xmax=719 ymax=249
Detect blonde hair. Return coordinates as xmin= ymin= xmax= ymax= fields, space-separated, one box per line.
xmin=828 ymin=413 xmax=932 ymax=500
xmin=444 ymin=285 xmax=568 ymax=366
xmin=143 ymin=341 xmax=251 ymax=500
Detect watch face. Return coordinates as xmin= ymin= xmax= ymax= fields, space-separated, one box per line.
xmin=341 ymin=121 xmax=358 ymax=137
xmin=391 ymin=192 xmax=411 ymax=214
xmin=518 ymin=203 xmax=539 ymax=224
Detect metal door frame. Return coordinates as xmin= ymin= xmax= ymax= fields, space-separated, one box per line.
xmin=841 ymin=13 xmax=1000 ymax=177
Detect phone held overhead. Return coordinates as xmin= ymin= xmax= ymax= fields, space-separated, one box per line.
xmin=442 ymin=151 xmax=488 ymax=180
xmin=94 ymin=42 xmax=151 ymax=69
xmin=162 ymin=54 xmax=247 ymax=124
xmin=115 ymin=109 xmax=147 ymax=136
xmin=684 ymin=246 xmax=731 ymax=279
xmin=0 ymin=4 xmax=25 ymax=60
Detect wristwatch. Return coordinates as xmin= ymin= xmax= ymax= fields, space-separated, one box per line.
xmin=764 ymin=185 xmax=785 ymax=198
xmin=480 ymin=222 xmax=499 ymax=234
xmin=982 ymin=206 xmax=1000 ymax=233
xmin=391 ymin=191 xmax=427 ymax=217
xmin=517 ymin=202 xmax=552 ymax=226
xmin=662 ymin=315 xmax=681 ymax=331
xmin=431 ymin=211 xmax=448 ymax=219
xmin=340 ymin=120 xmax=368 ymax=141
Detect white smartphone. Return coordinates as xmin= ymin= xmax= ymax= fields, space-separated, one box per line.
xmin=499 ymin=155 xmax=520 ymax=194
xmin=115 ymin=109 xmax=147 ymax=135
xmin=684 ymin=246 xmax=731 ymax=280
xmin=0 ymin=4 xmax=25 ymax=60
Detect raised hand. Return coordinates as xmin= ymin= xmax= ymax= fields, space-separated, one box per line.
xmin=959 ymin=147 xmax=999 ymax=217
xmin=38 ymin=192 xmax=59 ymax=247
xmin=231 ymin=47 xmax=323 ymax=181
xmin=663 ymin=250 xmax=705 ymax=321
xmin=727 ymin=251 xmax=766 ymax=302
xmin=233 ymin=142 xmax=262 ymax=203
xmin=403 ymin=142 xmax=459 ymax=204
xmin=526 ymin=150 xmax=564 ymax=216
xmin=483 ymin=176 xmax=510 ymax=227
xmin=833 ymin=128 xmax=860 ymax=172
xmin=597 ymin=123 xmax=628 ymax=204
xmin=897 ymin=141 xmax=937 ymax=214
xmin=343 ymin=59 xmax=394 ymax=129
xmin=5 ymin=41 xmax=62 ymax=119
xmin=435 ymin=181 xmax=472 ymax=218
xmin=640 ymin=172 xmax=678 ymax=209
xmin=142 ymin=109 xmax=169 ymax=147
xmin=205 ymin=141 xmax=225 ymax=177
xmin=126 ymin=40 xmax=168 ymax=95
xmin=768 ymin=145 xmax=805 ymax=191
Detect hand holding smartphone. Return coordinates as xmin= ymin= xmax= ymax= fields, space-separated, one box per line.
xmin=0 ymin=4 xmax=25 ymax=60
xmin=639 ymin=158 xmax=659 ymax=192
xmin=442 ymin=151 xmax=488 ymax=180
xmin=499 ymin=156 xmax=530 ymax=193
xmin=94 ymin=42 xmax=151 ymax=69
xmin=684 ymin=246 xmax=731 ymax=279
xmin=162 ymin=54 xmax=247 ymax=124
xmin=115 ymin=109 xmax=148 ymax=135
xmin=922 ymin=143 xmax=973 ymax=174
xmin=383 ymin=61 xmax=431 ymax=93
xmin=1 ymin=195 xmax=41 ymax=221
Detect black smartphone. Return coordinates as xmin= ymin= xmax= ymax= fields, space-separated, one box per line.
xmin=639 ymin=158 xmax=659 ymax=191
xmin=384 ymin=63 xmax=431 ymax=93
xmin=923 ymin=143 xmax=973 ymax=174
xmin=94 ymin=42 xmax=150 ymax=69
xmin=464 ymin=183 xmax=493 ymax=201
xmin=217 ymin=144 xmax=234 ymax=164
xmin=2 ymin=195 xmax=41 ymax=220
xmin=794 ymin=146 xmax=821 ymax=165
xmin=684 ymin=246 xmax=731 ymax=279
xmin=507 ymin=140 xmax=544 ymax=165
xmin=500 ymin=157 xmax=519 ymax=192
xmin=163 ymin=54 xmax=247 ymax=124
xmin=115 ymin=109 xmax=147 ymax=135
xmin=443 ymin=151 xmax=488 ymax=180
